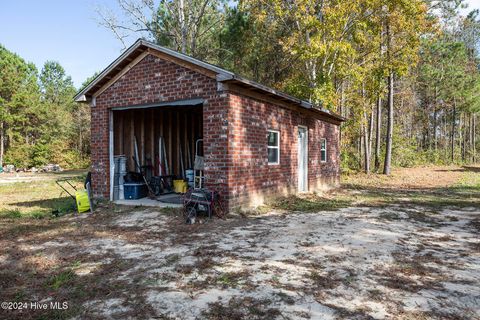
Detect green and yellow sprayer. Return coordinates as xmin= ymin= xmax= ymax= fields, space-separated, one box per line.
xmin=55 ymin=173 xmax=93 ymax=214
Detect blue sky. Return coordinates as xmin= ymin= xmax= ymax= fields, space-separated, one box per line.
xmin=0 ymin=0 xmax=132 ymax=88
xmin=1 ymin=0 xmax=480 ymax=89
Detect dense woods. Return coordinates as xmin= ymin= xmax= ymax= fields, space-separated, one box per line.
xmin=0 ymin=47 xmax=90 ymax=169
xmin=1 ymin=0 xmax=479 ymax=173
xmin=96 ymin=0 xmax=480 ymax=173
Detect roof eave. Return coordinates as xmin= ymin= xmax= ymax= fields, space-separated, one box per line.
xmin=311 ymin=108 xmax=346 ymax=123
xmin=145 ymin=40 xmax=234 ymax=78
xmin=74 ymin=39 xmax=235 ymax=102
xmin=73 ymin=38 xmax=346 ymax=123
xmin=217 ymin=75 xmax=345 ymax=123
xmin=75 ymin=94 xmax=88 ymax=103
xmin=73 ymin=39 xmax=145 ymax=102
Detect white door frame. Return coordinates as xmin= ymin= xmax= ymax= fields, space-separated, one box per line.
xmin=109 ymin=110 xmax=114 ymax=201
xmin=297 ymin=125 xmax=308 ymax=192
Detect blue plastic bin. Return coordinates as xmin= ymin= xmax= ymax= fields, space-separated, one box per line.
xmin=123 ymin=183 xmax=147 ymax=200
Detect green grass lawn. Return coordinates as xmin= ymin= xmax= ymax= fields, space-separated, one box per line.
xmin=258 ymin=165 xmax=480 ymax=214
xmin=1 ymin=166 xmax=478 ymax=219
xmin=0 ymin=170 xmax=87 ymax=219
xmin=344 ymin=167 xmax=480 ymax=210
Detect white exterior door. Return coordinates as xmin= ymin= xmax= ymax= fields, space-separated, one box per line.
xmin=298 ymin=126 xmax=308 ymax=192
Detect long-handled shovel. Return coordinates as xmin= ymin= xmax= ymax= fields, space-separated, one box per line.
xmin=132 ymin=155 xmax=156 ymax=199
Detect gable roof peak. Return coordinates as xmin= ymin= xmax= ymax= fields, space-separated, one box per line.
xmin=74 ymin=38 xmax=344 ymax=123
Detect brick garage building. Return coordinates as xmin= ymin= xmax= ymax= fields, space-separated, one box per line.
xmin=75 ymin=39 xmax=344 ymax=209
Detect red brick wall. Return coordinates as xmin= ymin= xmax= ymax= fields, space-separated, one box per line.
xmin=226 ymin=92 xmax=340 ymax=208
xmin=91 ymin=54 xmax=229 ymax=199
xmin=90 ymin=52 xmax=340 ymax=209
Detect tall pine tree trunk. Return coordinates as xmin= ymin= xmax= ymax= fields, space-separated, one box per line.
xmin=362 ymin=84 xmax=373 ymax=174
xmin=451 ymin=98 xmax=456 ymax=163
xmin=383 ymin=71 xmax=394 ymax=175
xmin=339 ymin=81 xmax=345 ymax=144
xmin=473 ymin=114 xmax=477 ymax=163
xmin=362 ymin=110 xmax=373 ymax=174
xmin=362 ymin=123 xmax=369 ymax=173
xmin=423 ymin=104 xmax=429 ymax=150
xmin=433 ymin=87 xmax=438 ymax=151
xmin=443 ymin=114 xmax=448 ymax=160
xmin=79 ymin=129 xmax=83 ymax=159
xmin=368 ymin=107 xmax=374 ymax=166
xmin=0 ymin=121 xmax=4 ymax=168
xmin=179 ymin=0 xmax=187 ymax=54
xmin=468 ymin=113 xmax=472 ymax=162
xmin=374 ymin=96 xmax=382 ymax=172
xmin=461 ymin=112 xmax=466 ymax=162
xmin=433 ymin=107 xmax=438 ymax=151
xmin=358 ymin=136 xmax=363 ymax=169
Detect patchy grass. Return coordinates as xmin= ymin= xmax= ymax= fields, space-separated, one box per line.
xmin=1 ymin=209 xmax=22 ymax=219
xmin=239 ymin=193 xmax=352 ymax=215
xmin=47 ymin=269 xmax=77 ymax=290
xmin=309 ymin=270 xmax=341 ymax=290
xmin=216 ymin=271 xmax=251 ymax=288
xmin=241 ymin=165 xmax=480 ymax=216
xmin=341 ymin=165 xmax=480 ymax=209
xmin=202 ymin=297 xmax=282 ymax=320
xmin=0 ymin=165 xmax=479 ymax=319
xmin=0 ymin=170 xmax=86 ymax=218
xmin=268 ymin=194 xmax=352 ymax=212
xmin=342 ymin=165 xmax=469 ymax=189
xmin=163 ymin=254 xmax=181 ymax=266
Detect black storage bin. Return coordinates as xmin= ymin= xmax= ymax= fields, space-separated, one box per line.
xmin=124 ymin=183 xmax=147 ymax=199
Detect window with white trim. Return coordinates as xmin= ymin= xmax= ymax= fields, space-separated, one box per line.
xmin=320 ymin=138 xmax=327 ymax=162
xmin=267 ymin=130 xmax=280 ymax=165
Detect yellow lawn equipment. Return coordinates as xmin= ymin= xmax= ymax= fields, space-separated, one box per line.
xmin=55 ymin=174 xmax=93 ymax=214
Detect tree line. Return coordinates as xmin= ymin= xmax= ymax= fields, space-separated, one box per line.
xmin=99 ymin=0 xmax=480 ymax=174
xmin=1 ymin=0 xmax=478 ymax=173
xmin=0 ymin=46 xmax=90 ymax=169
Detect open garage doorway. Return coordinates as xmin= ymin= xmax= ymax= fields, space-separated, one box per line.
xmin=110 ymin=99 xmax=203 ymax=205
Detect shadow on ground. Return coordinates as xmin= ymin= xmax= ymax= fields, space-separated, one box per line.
xmin=434 ymin=165 xmax=480 ymax=173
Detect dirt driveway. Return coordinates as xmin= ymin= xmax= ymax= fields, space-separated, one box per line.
xmin=0 ymin=166 xmax=479 ymax=319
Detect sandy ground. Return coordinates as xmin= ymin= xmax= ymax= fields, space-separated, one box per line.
xmin=1 ymin=165 xmax=479 ymax=319
xmin=2 ymin=204 xmax=479 ymax=319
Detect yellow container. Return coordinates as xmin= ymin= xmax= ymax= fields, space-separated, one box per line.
xmin=173 ymin=180 xmax=188 ymax=193
xmin=75 ymin=190 xmax=90 ymax=213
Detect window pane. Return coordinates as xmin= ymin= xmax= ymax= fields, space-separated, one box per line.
xmin=321 ymin=150 xmax=327 ymax=162
xmin=268 ymin=148 xmax=279 ymax=163
xmin=268 ymin=131 xmax=278 ymax=147
xmin=321 ymin=139 xmax=326 ymax=150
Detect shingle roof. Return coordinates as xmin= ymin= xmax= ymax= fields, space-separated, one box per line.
xmin=74 ymin=38 xmax=345 ymax=123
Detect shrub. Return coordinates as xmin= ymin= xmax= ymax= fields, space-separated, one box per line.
xmin=0 ymin=209 xmax=22 ymax=219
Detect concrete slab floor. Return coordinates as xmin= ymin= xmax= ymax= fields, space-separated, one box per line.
xmin=114 ymin=197 xmax=183 ymax=208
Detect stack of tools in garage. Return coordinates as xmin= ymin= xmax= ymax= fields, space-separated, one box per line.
xmin=132 ymin=158 xmax=156 ymax=199
xmin=148 ymin=136 xmax=175 ymax=196
xmin=130 ymin=137 xmax=156 ymax=199
xmin=150 ymin=175 xmax=174 ymax=196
